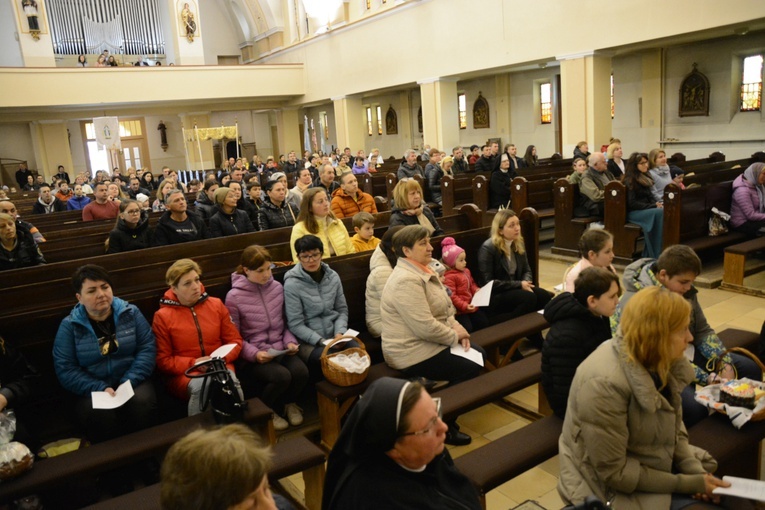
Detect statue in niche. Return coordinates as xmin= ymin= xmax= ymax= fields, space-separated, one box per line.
xmin=22 ymin=0 xmax=40 ymax=40
xmin=158 ymin=121 xmax=168 ymax=152
xmin=181 ymin=2 xmax=197 ymax=42
xmin=385 ymin=105 xmax=398 ymax=135
xmin=417 ymin=107 xmax=423 ymax=134
xmin=473 ymin=92 xmax=490 ymax=129
xmin=679 ymin=63 xmax=710 ymax=117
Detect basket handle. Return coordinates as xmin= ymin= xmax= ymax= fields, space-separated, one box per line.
xmin=321 ymin=335 xmax=365 ymax=358
xmin=721 ymin=347 xmax=765 ymax=375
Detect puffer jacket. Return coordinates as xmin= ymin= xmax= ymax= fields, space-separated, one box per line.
xmin=380 ymin=258 xmax=458 ymax=370
xmin=558 ymin=335 xmax=712 ymax=509
xmin=66 ymin=195 xmax=91 ymax=211
xmin=194 ymin=193 xmax=216 ymax=223
xmin=0 ymin=222 xmax=45 ymax=271
xmin=365 ymin=246 xmax=394 ymax=337
xmin=107 ymin=213 xmax=152 ymax=253
xmin=330 ymin=188 xmax=378 ymax=218
xmin=283 ymin=262 xmax=348 ymax=346
xmin=257 ymin=197 xmax=298 ymax=231
xmin=209 ymin=206 xmax=255 ymax=237
xmin=388 ymin=206 xmax=444 ymax=236
xmin=53 ymin=297 xmax=156 ymax=396
xmin=152 ymin=287 xmax=242 ymax=400
xmin=225 ymin=273 xmax=297 ymax=362
xmin=397 ymin=161 xmax=423 ymax=181
xmin=648 ymin=165 xmax=674 ymax=203
xmin=443 ymin=268 xmax=479 ymax=314
xmin=612 ymin=258 xmax=730 ymax=384
xmin=541 ymin=292 xmax=611 ymax=418
xmin=731 ymin=173 xmax=765 ymax=228
xmin=424 ymin=163 xmax=444 ymax=204
xmin=289 ymin=217 xmax=354 ymax=263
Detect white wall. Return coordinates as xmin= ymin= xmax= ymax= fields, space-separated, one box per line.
xmin=251 ymin=111 xmax=274 ymax=158
xmin=662 ymin=34 xmax=765 ymax=160
xmin=200 ymin=0 xmax=244 ymax=64
xmin=457 ymin=78 xmax=498 ymax=149
xmin=0 ymin=122 xmax=36 ymax=169
xmin=0 ymin=1 xmax=24 ymax=67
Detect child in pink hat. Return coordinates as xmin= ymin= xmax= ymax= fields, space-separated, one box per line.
xmin=441 ymin=237 xmax=490 ymax=332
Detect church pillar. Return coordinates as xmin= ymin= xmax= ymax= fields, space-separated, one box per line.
xmin=166 ymin=0 xmax=205 ymax=65
xmin=640 ymin=49 xmax=663 ymax=149
xmin=178 ymin=112 xmax=214 ymax=170
xmin=558 ymin=52 xmax=612 ymax=156
xmin=276 ymin=107 xmax=302 ymax=156
xmin=32 ymin=121 xmax=73 ymax=181
xmin=418 ymin=78 xmax=459 ymax=152
xmin=494 ymin=73 xmax=512 ymax=145
xmin=332 ymin=96 xmax=364 ymax=153
xmin=12 ymin=0 xmax=55 ymax=66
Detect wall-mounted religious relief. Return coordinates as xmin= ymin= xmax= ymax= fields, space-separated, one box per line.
xmin=679 ymin=63 xmax=710 ymax=117
xmin=417 ymin=107 xmax=423 ymax=134
xmin=20 ymin=0 xmax=44 ymax=40
xmin=180 ymin=1 xmax=198 ymax=42
xmin=385 ymin=105 xmax=398 ymax=135
xmin=473 ymin=92 xmax=490 ymax=129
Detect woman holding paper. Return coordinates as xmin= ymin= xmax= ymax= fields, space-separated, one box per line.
xmin=152 ymin=259 xmax=243 ymax=416
xmin=53 ymin=265 xmax=157 ymax=443
xmin=225 ymin=245 xmax=308 ymax=431
xmin=558 ymin=286 xmax=730 ymax=509
xmin=380 ymin=225 xmax=485 ymax=446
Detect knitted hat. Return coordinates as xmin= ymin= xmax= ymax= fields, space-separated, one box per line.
xmin=269 ymin=172 xmax=286 ymax=182
xmin=214 ymin=186 xmax=231 ymax=205
xmin=670 ymin=166 xmax=685 ymax=179
xmin=135 ymin=193 xmax=149 ymax=203
xmin=440 ymin=237 xmax=465 ymax=268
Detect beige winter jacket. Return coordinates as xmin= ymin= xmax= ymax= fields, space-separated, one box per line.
xmin=365 ymin=246 xmax=393 ymax=338
xmin=380 ymin=258 xmax=458 ymax=369
xmin=558 ymin=333 xmax=716 ymax=510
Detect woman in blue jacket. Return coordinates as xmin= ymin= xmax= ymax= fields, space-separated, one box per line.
xmin=283 ymin=235 xmax=356 ymax=378
xmin=53 ymin=264 xmax=157 ymax=442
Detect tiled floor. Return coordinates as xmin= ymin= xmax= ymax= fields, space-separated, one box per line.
xmin=279 ymin=254 xmax=765 ymax=510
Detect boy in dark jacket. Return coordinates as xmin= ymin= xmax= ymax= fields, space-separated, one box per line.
xmin=541 ymin=267 xmax=619 ymax=418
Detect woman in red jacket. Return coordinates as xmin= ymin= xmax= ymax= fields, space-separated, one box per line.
xmin=152 ymin=258 xmax=243 ymax=415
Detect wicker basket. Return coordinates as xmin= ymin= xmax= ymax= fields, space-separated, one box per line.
xmin=320 ymin=336 xmax=369 ymax=387
xmin=714 ymin=347 xmax=765 ymax=422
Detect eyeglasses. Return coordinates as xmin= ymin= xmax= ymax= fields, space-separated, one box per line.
xmin=299 ymin=252 xmax=322 ymax=262
xmin=400 ymin=397 xmax=442 ymax=437
xmin=126 ymin=210 xmax=141 ymax=215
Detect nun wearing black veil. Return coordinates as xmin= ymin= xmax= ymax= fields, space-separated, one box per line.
xmin=322 ymin=377 xmax=481 ymax=510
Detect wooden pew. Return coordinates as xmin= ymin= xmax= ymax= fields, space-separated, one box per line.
xmin=80 ymin=435 xmax=327 ymax=510
xmin=551 ymin=178 xmax=600 ymax=258
xmin=662 ymin=182 xmax=748 ymax=254
xmin=313 ymin=207 xmax=545 ymax=449
xmin=721 ymin=237 xmax=765 ymax=294
xmin=0 ymin=398 xmax=275 ymax=506
xmin=604 ymin=181 xmax=644 ymax=264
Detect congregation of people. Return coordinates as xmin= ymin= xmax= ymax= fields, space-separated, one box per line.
xmin=3 ymin=139 xmax=765 ymax=510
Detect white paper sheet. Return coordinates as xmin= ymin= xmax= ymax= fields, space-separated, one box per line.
xmin=322 ymin=329 xmax=360 ymax=345
xmin=713 ymin=476 xmax=765 ymax=502
xmin=450 ymin=345 xmax=484 ymax=367
xmin=266 ymin=348 xmax=289 ymax=357
xmin=210 ymin=343 xmax=237 ymax=359
xmin=470 ymin=281 xmax=493 ymax=307
xmin=91 ymin=380 xmax=134 ymax=409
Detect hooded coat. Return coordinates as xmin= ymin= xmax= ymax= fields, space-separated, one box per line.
xmin=107 ymin=213 xmax=152 ymax=253
xmin=612 ymin=258 xmax=730 ymax=384
xmin=194 ymin=192 xmax=216 ymax=223
xmin=225 ymin=272 xmax=297 ymax=363
xmin=648 ymin=165 xmax=674 ymax=203
xmin=283 ymin=262 xmax=348 ymax=346
xmin=731 ymin=170 xmax=765 ymax=228
xmin=323 ymin=377 xmax=481 ymax=510
xmin=0 ymin=221 xmax=45 ymax=271
xmin=152 ymin=288 xmax=242 ymax=400
xmin=397 ymin=161 xmax=424 ymax=181
xmin=541 ymin=292 xmax=612 ymax=418
xmin=32 ymin=196 xmax=66 ymax=214
xmin=53 ymin=297 xmax=156 ymax=396
xmin=289 ymin=216 xmax=354 ymax=263
xmin=558 ymin=335 xmax=714 ymax=509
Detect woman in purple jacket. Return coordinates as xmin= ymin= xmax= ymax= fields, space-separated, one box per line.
xmin=225 ymin=245 xmax=308 ymax=431
xmin=731 ymin=162 xmax=765 ymax=237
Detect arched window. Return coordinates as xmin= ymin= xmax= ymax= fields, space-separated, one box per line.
xmin=741 ymin=54 xmax=763 ymax=112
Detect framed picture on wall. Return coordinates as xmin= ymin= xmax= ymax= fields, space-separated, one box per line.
xmin=679 ymin=63 xmax=710 ymax=117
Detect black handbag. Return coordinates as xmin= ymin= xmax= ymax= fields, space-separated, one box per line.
xmin=184 ymin=358 xmax=246 ymax=424
xmin=563 ymin=496 xmax=608 ymax=510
